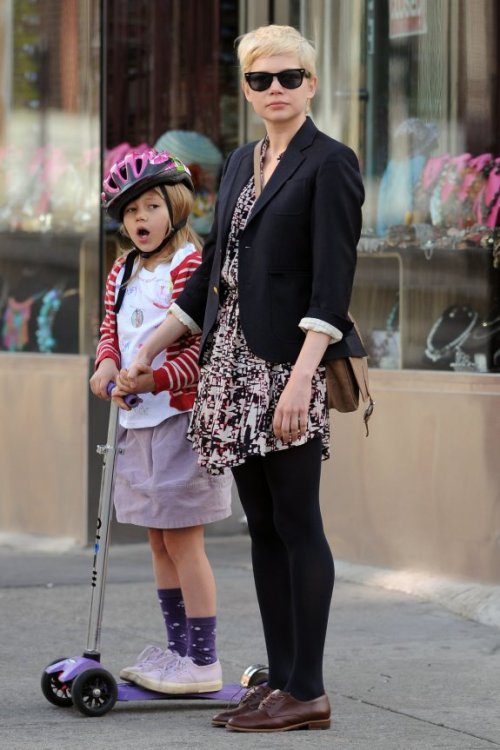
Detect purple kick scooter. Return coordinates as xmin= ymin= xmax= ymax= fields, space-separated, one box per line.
xmin=41 ymin=385 xmax=267 ymax=717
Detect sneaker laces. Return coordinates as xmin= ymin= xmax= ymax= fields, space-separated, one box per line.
xmin=155 ymin=653 xmax=186 ymax=677
xmin=155 ymin=650 xmax=179 ymax=667
xmin=131 ymin=645 xmax=164 ymax=667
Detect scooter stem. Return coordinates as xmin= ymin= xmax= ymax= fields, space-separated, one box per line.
xmin=84 ymin=401 xmax=120 ymax=659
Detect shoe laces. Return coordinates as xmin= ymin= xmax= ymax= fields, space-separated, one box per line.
xmin=260 ymin=689 xmax=286 ymax=709
xmin=158 ymin=654 xmax=189 ymax=676
xmin=242 ymin=684 xmax=269 ymax=709
xmin=155 ymin=649 xmax=178 ymax=668
xmin=134 ymin=645 xmax=164 ymax=666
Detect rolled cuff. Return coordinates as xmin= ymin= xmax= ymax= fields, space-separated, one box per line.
xmin=299 ymin=317 xmax=343 ymax=344
xmin=170 ymin=302 xmax=202 ymax=334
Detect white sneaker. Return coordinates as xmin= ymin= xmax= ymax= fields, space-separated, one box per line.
xmin=119 ymin=645 xmax=177 ymax=683
xmin=136 ymin=655 xmax=223 ymax=694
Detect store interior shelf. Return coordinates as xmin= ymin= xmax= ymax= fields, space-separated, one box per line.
xmin=352 ymin=246 xmax=496 ymax=371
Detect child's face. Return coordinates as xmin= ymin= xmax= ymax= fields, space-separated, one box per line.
xmin=122 ymin=188 xmax=170 ymax=252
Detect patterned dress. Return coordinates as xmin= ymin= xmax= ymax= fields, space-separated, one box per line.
xmin=187 ymin=173 xmax=330 ymax=475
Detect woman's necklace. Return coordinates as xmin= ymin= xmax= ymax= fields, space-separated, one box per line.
xmin=260 ymin=137 xmax=285 ymax=189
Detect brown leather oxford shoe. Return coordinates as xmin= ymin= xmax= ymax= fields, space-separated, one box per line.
xmin=211 ymin=684 xmax=272 ymax=727
xmin=226 ymin=689 xmax=331 ymax=732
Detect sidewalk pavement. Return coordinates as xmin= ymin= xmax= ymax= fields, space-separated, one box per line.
xmin=1 ymin=534 xmax=499 ymax=750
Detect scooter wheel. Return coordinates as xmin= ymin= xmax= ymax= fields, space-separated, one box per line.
xmin=240 ymin=663 xmax=269 ymax=688
xmin=41 ymin=658 xmax=73 ymax=708
xmin=71 ymin=667 xmax=117 ymax=717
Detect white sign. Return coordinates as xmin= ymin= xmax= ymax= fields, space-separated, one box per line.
xmin=389 ymin=0 xmax=427 ymax=39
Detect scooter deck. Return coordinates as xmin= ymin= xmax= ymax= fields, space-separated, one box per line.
xmin=45 ymin=657 xmax=247 ymax=704
xmin=117 ymin=682 xmax=246 ymax=702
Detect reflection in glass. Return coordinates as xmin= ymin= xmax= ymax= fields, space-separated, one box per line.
xmin=0 ymin=0 xmax=101 ymax=355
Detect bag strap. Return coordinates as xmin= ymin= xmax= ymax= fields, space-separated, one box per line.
xmin=114 ymin=249 xmax=139 ymax=314
xmin=253 ymin=139 xmax=264 ymax=199
xmin=348 ymin=313 xmax=375 ymax=435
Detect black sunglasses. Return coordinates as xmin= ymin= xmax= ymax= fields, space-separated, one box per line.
xmin=244 ymin=68 xmax=310 ymax=92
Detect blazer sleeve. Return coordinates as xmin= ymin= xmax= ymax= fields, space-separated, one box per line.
xmin=307 ymin=148 xmax=364 ymax=333
xmin=174 ymin=150 xmax=235 ymax=327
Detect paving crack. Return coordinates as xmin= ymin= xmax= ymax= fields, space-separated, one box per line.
xmin=337 ymin=692 xmax=500 ymax=746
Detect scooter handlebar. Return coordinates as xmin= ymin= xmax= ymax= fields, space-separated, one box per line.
xmin=106 ymin=381 xmax=143 ymax=408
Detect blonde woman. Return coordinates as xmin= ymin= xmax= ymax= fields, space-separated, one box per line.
xmin=119 ymin=25 xmax=365 ymax=731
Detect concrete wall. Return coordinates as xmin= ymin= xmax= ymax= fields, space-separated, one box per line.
xmin=0 ymin=353 xmax=89 ymax=545
xmin=321 ymin=369 xmax=500 ymax=584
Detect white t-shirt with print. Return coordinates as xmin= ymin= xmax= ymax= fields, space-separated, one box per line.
xmin=116 ymin=243 xmax=195 ymax=429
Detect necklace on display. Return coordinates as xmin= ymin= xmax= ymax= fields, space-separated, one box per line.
xmin=425 ymin=304 xmax=478 ymax=363
xmin=471 ymin=313 xmax=500 ymax=341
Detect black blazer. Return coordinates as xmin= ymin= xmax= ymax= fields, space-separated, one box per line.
xmin=177 ymin=117 xmax=366 ymax=364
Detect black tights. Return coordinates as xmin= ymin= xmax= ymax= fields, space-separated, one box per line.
xmin=231 ymin=438 xmax=334 ymax=701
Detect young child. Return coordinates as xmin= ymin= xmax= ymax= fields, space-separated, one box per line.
xmin=89 ymin=148 xmax=232 ymax=695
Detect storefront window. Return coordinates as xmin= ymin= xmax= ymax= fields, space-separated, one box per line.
xmin=303 ymin=0 xmax=500 ymax=373
xmin=0 ymin=0 xmax=101 ymax=355
xmin=103 ymin=0 xmax=240 ymax=269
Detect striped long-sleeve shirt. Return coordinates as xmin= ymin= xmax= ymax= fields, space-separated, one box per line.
xmin=95 ymin=245 xmax=202 ymax=413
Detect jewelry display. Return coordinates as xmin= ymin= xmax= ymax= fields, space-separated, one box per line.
xmin=471 ymin=313 xmax=500 ymax=343
xmin=425 ymin=305 xmax=478 ymax=364
xmin=361 ymin=148 xmax=499 ymax=372
xmin=2 ymin=291 xmax=46 ymax=352
xmin=449 ymin=347 xmax=479 ymax=373
xmin=0 ymin=144 xmax=99 ymax=234
xmin=36 ymin=288 xmax=63 ymax=352
xmin=368 ymin=297 xmax=400 ymax=369
xmin=476 ymin=158 xmax=500 ymax=227
xmin=35 ymin=287 xmax=79 ymax=353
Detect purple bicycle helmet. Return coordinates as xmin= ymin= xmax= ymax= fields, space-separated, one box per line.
xmin=102 ymin=148 xmax=194 ymax=221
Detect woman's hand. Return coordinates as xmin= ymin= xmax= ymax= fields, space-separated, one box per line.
xmin=273 ymin=371 xmax=311 ymax=443
xmin=272 ymin=330 xmax=331 ymax=443
xmin=123 ymin=362 xmax=155 ymax=391
xmin=89 ymin=359 xmax=119 ymax=400
xmin=107 ymin=367 xmax=152 ymax=411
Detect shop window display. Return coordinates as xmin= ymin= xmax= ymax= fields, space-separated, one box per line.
xmin=360 ymin=0 xmax=500 ymax=373
xmin=0 ymin=0 xmax=240 ymax=356
xmin=154 ymin=130 xmax=223 ymax=237
xmin=0 ymin=0 xmax=101 ymax=355
xmin=102 ymin=0 xmax=239 ymax=282
xmin=303 ymin=0 xmax=500 ymax=373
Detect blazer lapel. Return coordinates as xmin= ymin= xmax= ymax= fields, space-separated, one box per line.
xmin=247 ymin=148 xmax=305 ymax=225
xmin=219 ymin=149 xmax=253 ymax=244
xmin=246 ymin=116 xmax=318 ymax=227
xmin=218 ymin=117 xmax=318 ymax=237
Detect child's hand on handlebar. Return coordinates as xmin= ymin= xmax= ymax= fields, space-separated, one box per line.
xmin=109 ymin=381 xmax=133 ymax=411
xmin=89 ymin=359 xmax=118 ymax=400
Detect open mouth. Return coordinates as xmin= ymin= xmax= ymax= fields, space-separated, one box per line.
xmin=137 ymin=228 xmax=150 ymax=238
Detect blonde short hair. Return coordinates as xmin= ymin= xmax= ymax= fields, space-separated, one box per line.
xmin=236 ymin=25 xmax=316 ymax=77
